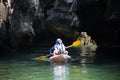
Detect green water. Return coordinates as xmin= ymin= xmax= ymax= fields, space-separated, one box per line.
xmin=0 ymin=47 xmax=120 ymax=80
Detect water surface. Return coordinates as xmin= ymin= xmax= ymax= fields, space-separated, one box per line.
xmin=0 ymin=47 xmax=120 ymax=80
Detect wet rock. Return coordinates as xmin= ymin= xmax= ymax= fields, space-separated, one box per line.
xmin=68 ymin=32 xmax=97 ymax=63
xmin=77 ymin=32 xmax=97 ymax=59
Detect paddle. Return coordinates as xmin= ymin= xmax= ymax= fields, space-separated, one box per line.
xmin=66 ymin=40 xmax=82 ymax=49
xmin=35 ymin=54 xmax=51 ymax=61
xmin=35 ymin=40 xmax=81 ymax=61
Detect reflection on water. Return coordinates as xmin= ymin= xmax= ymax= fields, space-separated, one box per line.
xmin=80 ymin=56 xmax=95 ymax=64
xmin=0 ymin=57 xmax=120 ymax=80
xmin=74 ymin=63 xmax=120 ymax=80
xmin=0 ymin=46 xmax=120 ymax=80
xmin=52 ymin=64 xmax=69 ymax=80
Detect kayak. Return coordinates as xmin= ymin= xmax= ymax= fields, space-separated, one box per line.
xmin=49 ymin=54 xmax=71 ymax=63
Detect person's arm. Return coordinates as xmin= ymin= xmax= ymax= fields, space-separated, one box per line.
xmin=62 ymin=44 xmax=66 ymax=51
xmin=54 ymin=45 xmax=58 ymax=52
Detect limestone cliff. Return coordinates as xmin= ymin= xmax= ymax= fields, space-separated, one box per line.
xmin=0 ymin=0 xmax=120 ymax=51
xmin=0 ymin=0 xmax=79 ymax=50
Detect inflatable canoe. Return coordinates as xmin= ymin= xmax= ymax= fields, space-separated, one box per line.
xmin=49 ymin=54 xmax=71 ymax=63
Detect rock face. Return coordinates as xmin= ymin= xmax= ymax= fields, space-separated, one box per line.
xmin=45 ymin=0 xmax=79 ymax=39
xmin=0 ymin=0 xmax=120 ymax=50
xmin=0 ymin=0 xmax=80 ymax=50
xmin=1 ymin=0 xmax=39 ymax=49
xmin=0 ymin=1 xmax=9 ymax=50
xmin=8 ymin=0 xmax=38 ymax=48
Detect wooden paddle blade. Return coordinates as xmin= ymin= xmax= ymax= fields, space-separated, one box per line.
xmin=72 ymin=40 xmax=81 ymax=46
